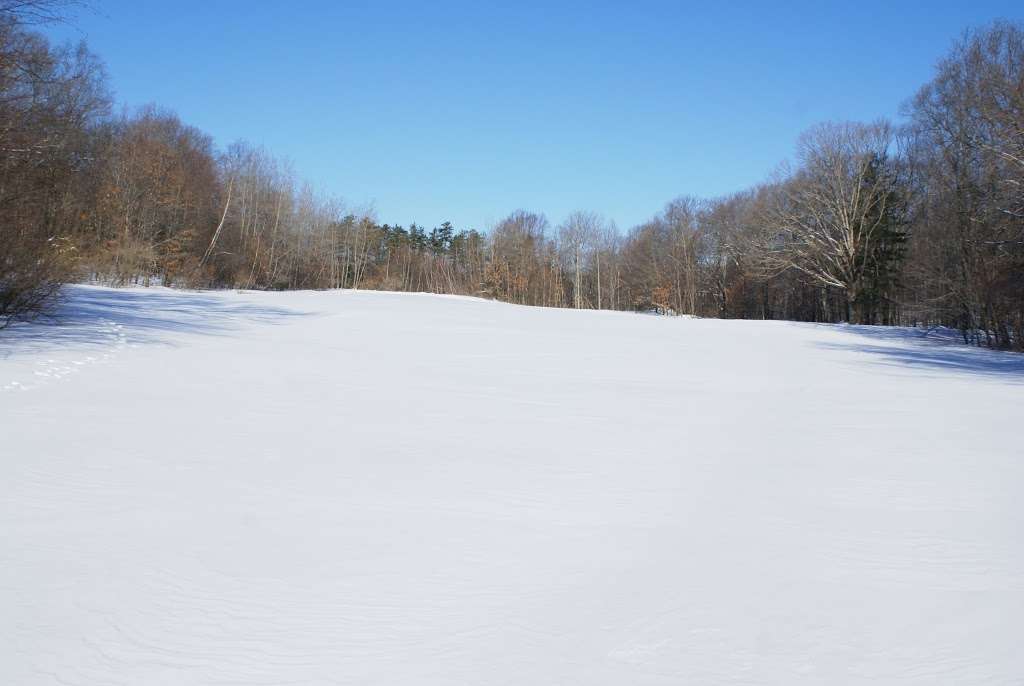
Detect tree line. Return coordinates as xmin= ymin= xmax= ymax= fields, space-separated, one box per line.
xmin=1 ymin=3 xmax=1021 ymax=349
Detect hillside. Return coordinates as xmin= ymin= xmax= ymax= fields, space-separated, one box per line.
xmin=2 ymin=285 xmax=1023 ymax=685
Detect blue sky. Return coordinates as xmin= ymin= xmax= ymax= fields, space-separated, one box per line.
xmin=49 ymin=1 xmax=1022 ymax=232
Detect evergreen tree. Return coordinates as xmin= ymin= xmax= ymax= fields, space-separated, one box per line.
xmin=855 ymin=154 xmax=908 ymax=324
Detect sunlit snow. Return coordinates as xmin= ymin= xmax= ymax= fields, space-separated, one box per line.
xmin=3 ymin=285 xmax=1022 ymax=684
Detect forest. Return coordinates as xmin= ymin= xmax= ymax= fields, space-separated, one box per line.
xmin=1 ymin=2 xmax=1022 ymax=350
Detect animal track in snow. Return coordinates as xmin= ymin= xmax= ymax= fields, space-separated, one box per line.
xmin=2 ymin=319 xmax=130 ymax=392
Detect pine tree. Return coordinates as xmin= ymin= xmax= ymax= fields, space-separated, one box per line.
xmin=854 ymin=154 xmax=908 ymax=324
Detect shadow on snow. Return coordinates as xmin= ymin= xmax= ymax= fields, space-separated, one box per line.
xmin=0 ymin=286 xmax=310 ymax=356
xmin=811 ymin=323 xmax=1024 ymax=382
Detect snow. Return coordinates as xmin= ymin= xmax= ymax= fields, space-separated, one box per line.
xmin=2 ymin=284 xmax=1023 ymax=685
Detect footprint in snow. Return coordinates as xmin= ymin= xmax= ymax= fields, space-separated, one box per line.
xmin=2 ymin=320 xmax=131 ymax=392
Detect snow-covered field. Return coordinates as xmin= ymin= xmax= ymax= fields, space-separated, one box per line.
xmin=2 ymin=285 xmax=1023 ymax=685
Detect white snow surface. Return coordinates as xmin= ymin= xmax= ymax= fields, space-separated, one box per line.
xmin=2 ymin=284 xmax=1023 ymax=685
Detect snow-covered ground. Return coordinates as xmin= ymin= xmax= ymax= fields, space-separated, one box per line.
xmin=2 ymin=285 xmax=1023 ymax=685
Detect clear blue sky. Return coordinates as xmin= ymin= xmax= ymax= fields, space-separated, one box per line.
xmin=49 ymin=1 xmax=1022 ymax=232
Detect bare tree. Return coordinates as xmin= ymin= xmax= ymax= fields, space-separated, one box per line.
xmin=0 ymin=1 xmax=83 ymax=25
xmin=558 ymin=211 xmax=601 ymax=309
xmin=766 ymin=121 xmax=905 ymax=323
xmin=0 ymin=13 xmax=108 ymax=324
xmin=488 ymin=210 xmax=549 ymax=304
xmin=907 ymin=21 xmax=1024 ymax=348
